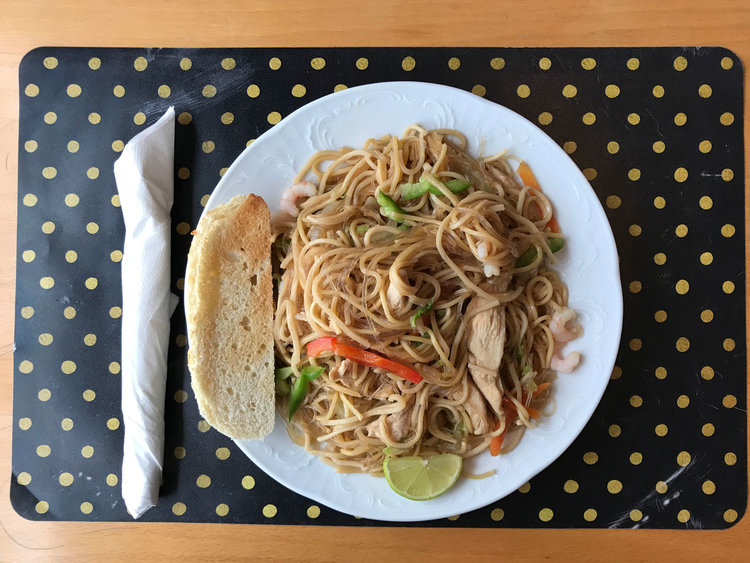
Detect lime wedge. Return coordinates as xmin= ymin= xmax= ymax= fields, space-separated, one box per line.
xmin=383 ymin=454 xmax=462 ymax=501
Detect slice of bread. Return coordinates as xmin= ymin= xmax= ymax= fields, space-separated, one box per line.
xmin=185 ymin=194 xmax=275 ymax=439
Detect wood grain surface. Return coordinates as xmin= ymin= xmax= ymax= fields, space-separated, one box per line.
xmin=0 ymin=1 xmax=747 ymax=560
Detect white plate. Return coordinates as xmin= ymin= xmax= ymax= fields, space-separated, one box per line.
xmin=200 ymin=81 xmax=623 ymax=522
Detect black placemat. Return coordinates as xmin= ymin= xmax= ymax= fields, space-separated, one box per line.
xmin=12 ymin=47 xmax=746 ymax=528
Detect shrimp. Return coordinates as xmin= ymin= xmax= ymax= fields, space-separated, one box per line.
xmin=280 ymin=181 xmax=316 ymax=217
xmin=551 ymin=351 xmax=581 ymax=373
xmin=550 ymin=307 xmax=581 ymax=342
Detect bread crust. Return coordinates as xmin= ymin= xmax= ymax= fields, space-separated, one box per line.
xmin=185 ymin=194 xmax=275 ymax=439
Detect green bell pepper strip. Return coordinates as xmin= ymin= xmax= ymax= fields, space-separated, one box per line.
xmin=375 ymin=190 xmax=407 ymax=223
xmin=287 ymin=365 xmax=325 ymax=420
xmin=515 ymin=238 xmax=565 ymax=267
xmin=401 ymin=178 xmax=472 ymax=200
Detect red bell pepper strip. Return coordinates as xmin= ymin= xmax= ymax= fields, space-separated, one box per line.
xmin=517 ymin=161 xmax=560 ymax=233
xmin=306 ymin=336 xmax=423 ymax=384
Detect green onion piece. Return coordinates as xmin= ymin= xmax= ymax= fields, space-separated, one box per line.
xmin=548 ymin=237 xmax=565 ymax=253
xmin=275 ymin=366 xmax=294 ymax=397
xmin=522 ymin=365 xmax=532 ymax=376
xmin=410 ymin=299 xmax=434 ymax=327
xmin=354 ymin=224 xmax=370 ymax=234
xmin=515 ymin=344 xmax=524 ymax=362
xmin=301 ymin=365 xmax=325 ymax=381
xmin=376 ymin=190 xmax=407 ymax=223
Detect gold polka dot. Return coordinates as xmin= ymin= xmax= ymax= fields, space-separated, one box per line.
xmin=630 ymin=395 xmax=643 ymax=407
xmin=17 ymin=472 xmax=31 ymax=486
xmin=172 ymin=502 xmax=186 ymax=516
xmin=583 ymin=168 xmax=597 ymax=180
xmin=175 ymin=334 xmax=187 ymax=347
xmin=177 ymin=112 xmax=192 ymax=125
xmin=699 ymin=310 xmax=714 ymax=326
xmin=263 ymin=504 xmax=278 ymax=518
xmin=354 ymin=57 xmax=369 ymax=70
xmin=652 ymin=85 xmax=665 ymax=98
xmin=176 ymin=222 xmax=191 ymax=235
xmin=401 ymin=56 xmax=416 ymax=71
xmin=40 ymin=276 xmax=54 ymax=289
xmin=25 ymin=83 xmax=40 ymax=97
xmin=179 ymin=57 xmax=192 ymax=71
xmin=539 ymin=57 xmax=552 ymax=70
xmin=627 ymin=113 xmax=640 ymax=125
xmin=672 ymin=56 xmax=688 ymax=71
xmin=88 ymin=112 xmax=102 ymax=125
xmin=628 ymin=281 xmax=641 ymax=293
xmin=607 ymin=141 xmax=619 ymax=154
xmin=675 ymin=224 xmax=688 ymax=237
xmin=676 ymin=394 xmax=690 ymax=408
xmin=19 ymin=417 xmax=32 ymax=430
xmin=628 ymin=224 xmax=642 ymax=237
xmin=157 ymin=84 xmax=171 ymax=98
xmin=111 ymin=140 xmax=124 ymax=153
xmin=107 ymin=249 xmax=123 ymax=263
xmin=109 ymin=306 xmax=122 ymax=319
xmin=111 ymin=194 xmax=121 ymax=207
xmin=723 ymin=338 xmax=736 ymax=352
xmin=36 ymin=501 xmax=49 ymax=514
xmin=629 ymin=338 xmax=642 ymax=351
xmin=81 ymin=445 xmax=94 ymax=459
xmin=22 ymin=250 xmax=36 ymax=263
xmin=538 ymin=112 xmax=553 ymax=125
xmin=134 ymin=56 xmax=148 ymax=71
xmin=106 ymin=474 xmax=118 ymax=486
xmin=700 ymin=480 xmax=716 ymax=495
xmin=676 ymin=337 xmax=690 ymax=352
xmin=86 ymin=56 xmax=101 ymax=70
xmin=176 ymin=278 xmax=185 ymax=290
xmin=676 ymin=509 xmax=690 ymax=524
xmin=62 ymin=306 xmax=76 ymax=320
xmin=653 ymin=141 xmax=665 ymax=154
xmin=196 ymin=474 xmax=211 ymax=488
xmin=725 ymin=452 xmax=737 ymax=466
xmin=721 ymin=224 xmax=735 ymax=238
xmin=174 ymin=447 xmax=186 ymax=460
xmin=86 ymin=165 xmax=100 ymax=180
xmin=174 ymin=389 xmax=188 ymax=403
xmin=518 ymin=482 xmax=531 ymax=493
xmin=202 ymin=141 xmax=215 ymax=153
xmin=516 ymin=84 xmax=531 ymax=98
xmin=611 ymin=366 xmax=622 ymax=380
xmin=247 ymin=84 xmax=260 ymax=98
xmin=106 ymin=417 xmax=120 ymax=431
xmin=22 ymin=194 xmax=38 ymax=207
xmin=60 ymin=417 xmax=74 ymax=431
xmin=311 ymin=57 xmax=326 ymax=70
xmin=490 ymin=57 xmax=505 ymax=70
xmin=675 ymin=279 xmax=689 ymax=295
xmin=38 ymin=333 xmax=53 ymax=346
xmin=59 ymin=472 xmax=74 ymax=486
xmin=83 ymin=334 xmax=97 ymax=347
xmin=37 ymin=444 xmax=51 ymax=457
xmin=655 ymin=423 xmax=668 ymax=436
xmin=20 ymin=360 xmax=34 ymax=375
xmin=242 ymin=475 xmax=255 ymax=489
xmin=44 ymin=111 xmax=57 ymax=124
xmin=676 ymin=451 xmax=691 ymax=466
xmin=582 ymin=112 xmax=596 ymax=125
xmin=269 ymin=57 xmax=282 ymax=70
xmin=538 ymin=508 xmax=553 ymax=522
xmin=698 ymin=251 xmax=714 ymax=266
xmin=219 ymin=168 xmax=228 ymax=177
xmin=722 ymin=280 xmax=735 ymax=294
xmin=113 ymin=85 xmax=125 ymax=97
xmin=583 ymin=452 xmax=598 ymax=465
xmin=627 ymin=57 xmax=640 ymax=70
xmin=198 ymin=420 xmax=211 ymax=432
xmin=21 ymin=307 xmax=34 ymax=320
xmin=608 ymin=424 xmax=621 ymax=437
xmin=42 ymin=166 xmax=57 ymax=179
xmin=721 ymin=509 xmax=738 ymax=524
xmin=605 ymin=84 xmax=620 ymax=98
xmin=653 ymin=253 xmax=667 ymax=267
xmin=720 ymin=112 xmax=734 ymax=126
xmin=722 ymin=394 xmax=737 ymax=408
xmin=109 ymin=361 xmax=120 ymax=374
xmin=628 ymin=168 xmax=641 ymax=181
xmin=174 ymin=167 xmax=190 ymax=181
xmin=221 ymin=57 xmax=236 ymax=71
xmin=698 ymin=84 xmax=712 ymax=98
xmin=607 ymin=480 xmax=622 ymax=494
xmin=202 ymin=84 xmax=217 ymax=98
xmin=43 ymin=56 xmax=58 ymax=69
xmin=66 ymin=83 xmax=81 ymax=97
xmin=83 ymin=389 xmax=96 ymax=402
xmin=24 ymin=140 xmax=38 ymax=153
xmin=653 ymin=196 xmax=666 ymax=209
xmin=471 ymin=84 xmax=487 ymax=97
xmin=334 ymin=84 xmax=348 ymax=92
xmin=630 ymin=452 xmax=643 ymax=465
xmin=267 ymin=111 xmax=281 ymax=125
xmin=630 ymin=509 xmax=643 ymax=522
xmin=583 ymin=508 xmax=597 ymax=521
xmin=133 ymin=112 xmax=146 ymax=126
xmin=85 ymin=277 xmax=98 ymax=290
xmin=215 ymin=503 xmax=229 ymax=517
xmin=291 ymin=84 xmax=306 ymax=98
xmin=581 ymin=57 xmax=596 ymax=70
xmin=653 ymin=311 xmax=666 ymax=325
xmin=674 ymin=112 xmax=687 ymax=126
xmin=562 ymin=84 xmax=577 ymax=98
xmin=563 ymin=479 xmax=579 ymax=493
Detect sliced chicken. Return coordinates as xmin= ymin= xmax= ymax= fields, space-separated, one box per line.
xmin=460 ymin=380 xmax=492 ymax=435
xmin=386 ymin=268 xmax=408 ymax=312
xmin=366 ymin=402 xmax=413 ymax=442
xmin=466 ymin=296 xmax=506 ymax=417
xmin=329 ymin=360 xmax=366 ymax=395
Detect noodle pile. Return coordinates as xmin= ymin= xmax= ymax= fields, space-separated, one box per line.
xmin=272 ymin=126 xmax=578 ymax=475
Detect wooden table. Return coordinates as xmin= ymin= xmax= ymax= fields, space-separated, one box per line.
xmin=1 ymin=1 xmax=747 ymax=560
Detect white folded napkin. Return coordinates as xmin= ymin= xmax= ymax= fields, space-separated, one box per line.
xmin=114 ymin=106 xmax=178 ymax=519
